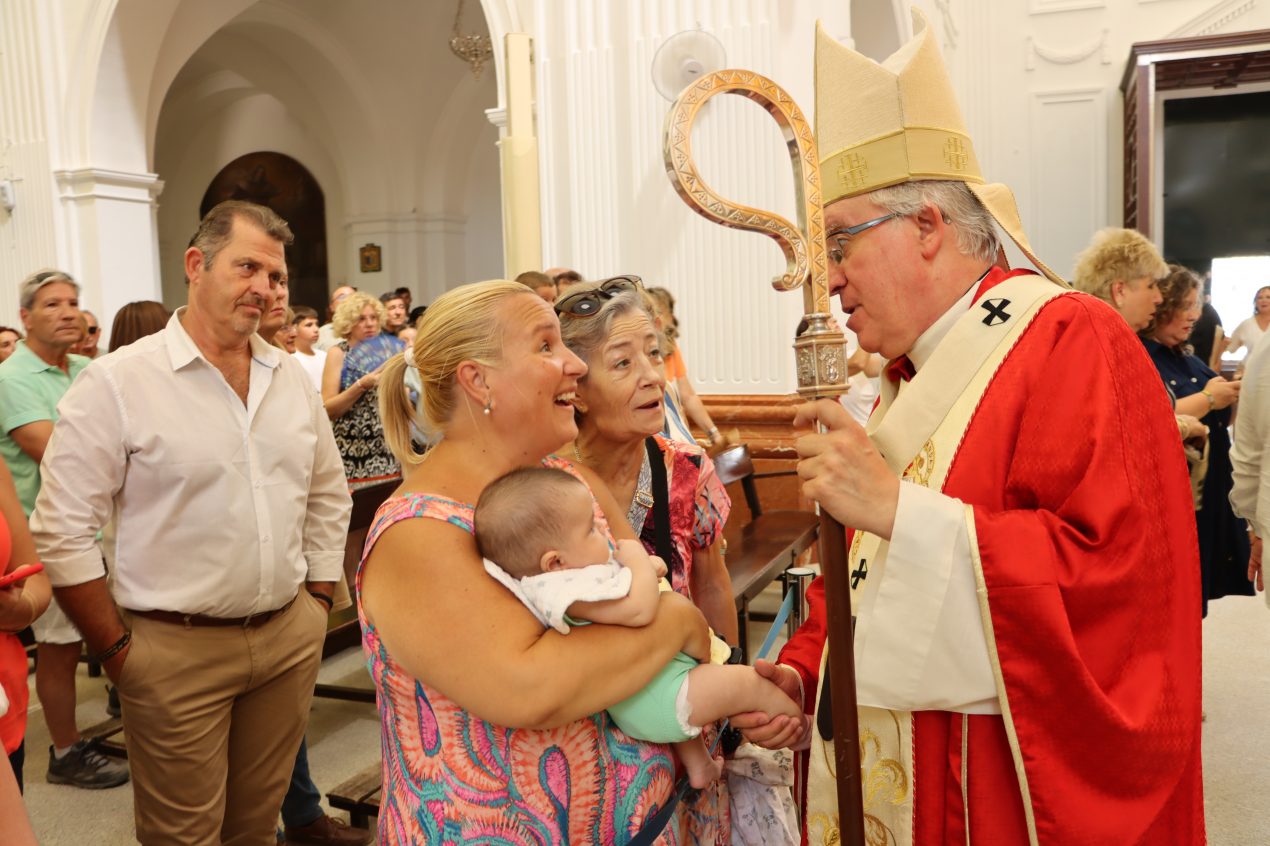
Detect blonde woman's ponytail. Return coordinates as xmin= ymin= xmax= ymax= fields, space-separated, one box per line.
xmin=378 ymin=352 xmax=426 ymax=466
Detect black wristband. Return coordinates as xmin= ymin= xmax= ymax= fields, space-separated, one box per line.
xmin=93 ymin=630 xmax=131 ymax=663
xmin=308 ymin=590 xmax=333 ymax=610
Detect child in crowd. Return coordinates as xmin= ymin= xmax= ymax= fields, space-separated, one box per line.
xmin=290 ymin=305 xmax=325 ymax=392
xmin=474 ymin=467 xmax=801 ymax=788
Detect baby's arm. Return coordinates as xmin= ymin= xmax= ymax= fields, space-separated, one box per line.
xmin=568 ymin=540 xmax=662 ymax=627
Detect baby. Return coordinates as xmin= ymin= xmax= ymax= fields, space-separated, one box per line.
xmin=474 ymin=466 xmax=801 ymax=788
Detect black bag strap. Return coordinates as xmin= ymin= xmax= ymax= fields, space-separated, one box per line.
xmin=645 ymin=436 xmax=674 ymax=566
xmin=626 ymin=777 xmax=699 ymax=846
xmin=626 ymin=436 xmax=695 ymax=846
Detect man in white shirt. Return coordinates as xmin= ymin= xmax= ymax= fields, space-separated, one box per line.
xmin=315 ymin=284 xmax=355 ymax=351
xmin=1230 ymin=322 xmax=1270 ymax=608
xmin=32 ymin=200 xmax=352 ymax=845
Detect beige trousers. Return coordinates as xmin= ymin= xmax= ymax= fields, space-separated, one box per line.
xmin=116 ymin=593 xmax=328 ymax=846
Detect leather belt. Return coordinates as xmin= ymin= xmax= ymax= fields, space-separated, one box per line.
xmin=125 ymin=596 xmax=296 ymax=629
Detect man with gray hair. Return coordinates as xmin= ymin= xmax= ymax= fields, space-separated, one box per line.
xmin=0 ymin=270 xmax=128 ymax=790
xmin=316 ymin=283 xmax=356 ymax=351
xmin=32 ymin=200 xmax=352 ymax=843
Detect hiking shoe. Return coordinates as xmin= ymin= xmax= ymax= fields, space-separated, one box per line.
xmin=46 ymin=739 xmax=130 ymax=789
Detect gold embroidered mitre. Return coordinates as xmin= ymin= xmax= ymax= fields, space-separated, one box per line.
xmin=814 ymin=10 xmax=1065 ymax=285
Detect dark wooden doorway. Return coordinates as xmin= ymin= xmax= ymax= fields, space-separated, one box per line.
xmin=200 ymin=152 xmax=329 ymax=314
xmin=1121 ymin=31 xmax=1270 ymax=237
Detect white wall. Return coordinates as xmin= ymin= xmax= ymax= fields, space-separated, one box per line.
xmin=154 ymin=86 xmax=346 ymax=307
xmin=0 ymin=0 xmax=507 ymax=333
xmin=6 ymin=0 xmax=1270 ymax=383
xmin=534 ymin=1 xmax=852 ymax=394
xmin=916 ymin=0 xmax=1270 ymax=282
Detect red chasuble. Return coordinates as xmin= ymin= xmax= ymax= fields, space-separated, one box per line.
xmin=779 ymin=268 xmax=1204 ymax=844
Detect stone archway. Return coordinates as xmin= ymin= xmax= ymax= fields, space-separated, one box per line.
xmin=201 ymin=152 xmax=330 ymax=313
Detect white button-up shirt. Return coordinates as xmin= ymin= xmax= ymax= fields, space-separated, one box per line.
xmin=1230 ymin=327 xmax=1270 ymax=609
xmin=32 ymin=310 xmax=352 ymax=617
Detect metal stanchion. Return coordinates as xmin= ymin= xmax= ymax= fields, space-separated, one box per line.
xmin=782 ymin=566 xmax=816 ymax=642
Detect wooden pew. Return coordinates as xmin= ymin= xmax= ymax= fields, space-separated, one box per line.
xmin=327 ymin=765 xmax=382 ymax=830
xmin=714 ymin=445 xmax=819 ymax=661
xmin=313 ymin=479 xmax=399 ymax=703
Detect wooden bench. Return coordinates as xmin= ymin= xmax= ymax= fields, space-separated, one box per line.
xmin=714 ymin=445 xmax=819 ymax=661
xmin=327 ymin=762 xmax=382 ymax=830
xmin=313 ymin=479 xmax=399 ymax=704
xmin=81 ymin=716 xmax=127 ymax=758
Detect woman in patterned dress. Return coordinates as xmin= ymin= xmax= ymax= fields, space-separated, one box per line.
xmin=321 ymin=292 xmax=404 ymax=490
xmin=557 ymin=279 xmax=752 ymax=845
xmin=361 ymin=280 xmax=713 ymax=845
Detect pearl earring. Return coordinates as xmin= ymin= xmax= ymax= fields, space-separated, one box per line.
xmin=483 ymin=396 xmax=492 ymax=415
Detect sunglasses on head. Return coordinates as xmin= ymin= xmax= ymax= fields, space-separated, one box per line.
xmin=554 ymin=275 xmax=644 ymax=317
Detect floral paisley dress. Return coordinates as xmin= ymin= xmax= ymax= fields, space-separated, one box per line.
xmin=357 ymin=457 xmax=679 ymax=845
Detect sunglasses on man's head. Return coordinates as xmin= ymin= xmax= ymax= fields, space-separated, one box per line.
xmin=554 ymin=275 xmax=644 ymax=318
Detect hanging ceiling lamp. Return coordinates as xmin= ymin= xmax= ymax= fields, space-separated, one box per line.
xmin=449 ymin=0 xmax=493 ymax=79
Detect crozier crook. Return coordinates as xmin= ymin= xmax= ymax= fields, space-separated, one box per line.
xmin=662 ymin=69 xmax=865 ymax=846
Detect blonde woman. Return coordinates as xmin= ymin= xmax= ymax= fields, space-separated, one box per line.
xmin=1071 ymin=227 xmax=1167 ymax=332
xmin=321 ymin=291 xmax=404 ymax=489
xmin=361 ymin=280 xmax=709 ymax=844
xmin=1071 ymin=228 xmax=1230 ymax=445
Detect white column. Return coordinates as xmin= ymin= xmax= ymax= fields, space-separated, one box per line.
xmin=0 ymin=0 xmax=64 ymax=326
xmin=498 ymin=33 xmax=544 ymax=278
xmin=54 ymin=168 xmax=165 ymax=345
xmin=534 ymin=0 xmax=849 ymax=394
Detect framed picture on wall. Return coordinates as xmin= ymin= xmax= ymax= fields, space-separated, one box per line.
xmin=360 ymin=243 xmax=382 ymax=273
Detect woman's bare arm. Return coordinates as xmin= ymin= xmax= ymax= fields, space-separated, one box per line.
xmin=0 ymin=461 xmax=50 ymax=631
xmin=691 ymin=540 xmax=738 ymax=644
xmin=675 ymin=377 xmax=718 ymax=440
xmin=321 ymin=345 xmax=371 ymax=419
xmin=361 ymin=516 xmax=710 ymax=729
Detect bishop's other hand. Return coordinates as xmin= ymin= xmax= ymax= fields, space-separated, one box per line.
xmin=793 ymin=399 xmax=900 ymax=540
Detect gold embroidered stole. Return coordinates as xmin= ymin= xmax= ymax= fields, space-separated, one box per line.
xmin=806 ymin=275 xmax=1067 ymax=846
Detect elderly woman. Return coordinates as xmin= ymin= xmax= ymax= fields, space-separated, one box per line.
xmin=557 ymin=277 xmax=738 ymax=845
xmin=321 ymin=291 xmax=404 ymax=489
xmin=361 ymin=279 xmax=712 ymax=844
xmin=1143 ymin=266 xmax=1254 ymax=616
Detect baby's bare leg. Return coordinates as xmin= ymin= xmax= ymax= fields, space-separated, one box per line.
xmin=674 ymin=738 xmax=723 ymax=789
xmin=683 ymin=663 xmax=801 ymax=728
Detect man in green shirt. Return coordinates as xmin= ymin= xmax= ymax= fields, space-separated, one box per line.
xmin=0 ymin=270 xmax=127 ymax=790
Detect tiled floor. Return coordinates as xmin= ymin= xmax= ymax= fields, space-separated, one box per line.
xmin=15 ymin=584 xmax=1268 ymax=844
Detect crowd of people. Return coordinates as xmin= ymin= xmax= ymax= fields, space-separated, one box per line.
xmin=0 ymin=12 xmax=1265 ymax=846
